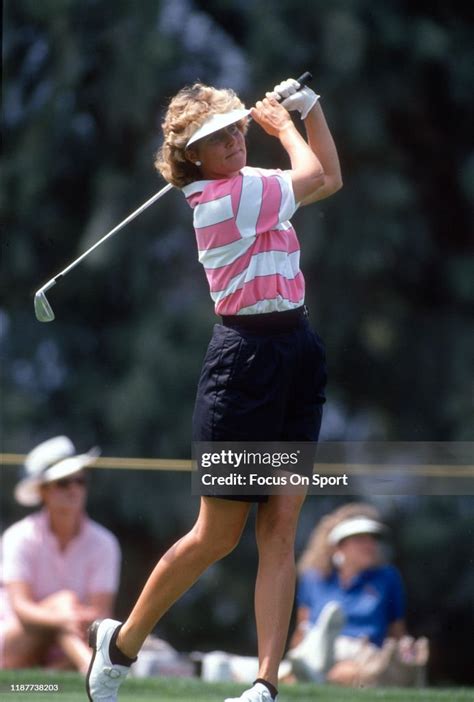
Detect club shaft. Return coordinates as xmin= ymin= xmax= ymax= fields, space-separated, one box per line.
xmin=52 ymin=182 xmax=173 ymax=284
xmin=35 ymin=71 xmax=312 ymax=298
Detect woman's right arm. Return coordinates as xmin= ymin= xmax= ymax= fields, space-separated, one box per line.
xmin=7 ymin=582 xmax=65 ymax=629
xmin=250 ymin=97 xmax=325 ymax=203
xmin=7 ymin=582 xmax=93 ymax=637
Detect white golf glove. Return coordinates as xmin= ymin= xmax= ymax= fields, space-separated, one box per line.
xmin=271 ymin=78 xmax=320 ymax=119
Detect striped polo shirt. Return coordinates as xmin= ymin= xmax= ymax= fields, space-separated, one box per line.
xmin=182 ymin=166 xmax=305 ymax=316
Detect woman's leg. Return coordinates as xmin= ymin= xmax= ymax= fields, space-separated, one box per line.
xmin=117 ymin=496 xmax=251 ymax=658
xmin=254 ymin=493 xmax=306 ymax=687
xmin=0 ymin=619 xmax=52 ymax=669
xmin=42 ymin=591 xmax=93 ymax=673
xmin=1 ymin=591 xmax=91 ymax=672
xmin=54 ymin=632 xmax=91 ymax=673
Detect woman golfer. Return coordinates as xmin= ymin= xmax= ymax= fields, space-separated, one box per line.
xmin=87 ymin=76 xmax=342 ymax=702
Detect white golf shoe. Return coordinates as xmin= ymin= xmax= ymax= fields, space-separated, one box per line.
xmin=287 ymin=601 xmax=345 ymax=681
xmin=224 ymin=682 xmax=278 ymax=702
xmin=86 ymin=619 xmax=132 ymax=701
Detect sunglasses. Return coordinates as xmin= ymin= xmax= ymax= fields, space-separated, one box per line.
xmin=201 ymin=123 xmax=242 ymax=146
xmin=51 ymin=475 xmax=87 ymax=489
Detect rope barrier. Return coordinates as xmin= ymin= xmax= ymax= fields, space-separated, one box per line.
xmin=1 ymin=454 xmax=473 ymax=477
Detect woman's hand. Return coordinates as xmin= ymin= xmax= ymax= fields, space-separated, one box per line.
xmin=250 ymin=97 xmax=294 ymax=138
xmin=272 ymin=78 xmax=320 ymax=119
xmin=44 ymin=591 xmax=97 ymax=637
xmin=8 ymin=583 xmax=97 ymax=639
xmin=251 ymin=95 xmax=326 ymax=204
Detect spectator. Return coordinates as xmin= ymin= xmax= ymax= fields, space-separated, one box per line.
xmin=286 ymin=503 xmax=429 ymax=687
xmin=0 ymin=436 xmax=121 ymax=673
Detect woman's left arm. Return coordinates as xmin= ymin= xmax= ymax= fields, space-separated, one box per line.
xmin=299 ymin=101 xmax=343 ymax=205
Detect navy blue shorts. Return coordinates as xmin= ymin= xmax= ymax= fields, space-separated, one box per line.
xmin=192 ymin=308 xmax=327 ymax=500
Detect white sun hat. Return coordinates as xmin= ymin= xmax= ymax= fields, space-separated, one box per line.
xmin=14 ymin=436 xmax=100 ymax=507
xmin=328 ymin=516 xmax=386 ymax=546
xmin=186 ymin=108 xmax=250 ymax=148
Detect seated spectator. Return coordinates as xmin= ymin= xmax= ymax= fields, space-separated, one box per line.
xmin=286 ymin=502 xmax=429 ymax=687
xmin=0 ymin=436 xmax=121 ymax=673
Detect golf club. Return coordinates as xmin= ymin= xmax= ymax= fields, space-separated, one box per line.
xmin=34 ymin=72 xmax=312 ymax=323
xmin=34 ymin=182 xmax=173 ymax=322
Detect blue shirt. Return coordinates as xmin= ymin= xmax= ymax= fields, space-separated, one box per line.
xmin=296 ymin=565 xmax=405 ymax=647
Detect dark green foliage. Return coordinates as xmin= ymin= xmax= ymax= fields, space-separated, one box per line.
xmin=1 ymin=0 xmax=473 ymax=685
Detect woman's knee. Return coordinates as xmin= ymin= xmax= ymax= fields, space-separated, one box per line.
xmin=191 ymin=497 xmax=249 ymax=561
xmin=191 ymin=510 xmax=245 ymax=559
xmin=256 ymin=527 xmax=296 ymax=557
xmin=1 ymin=620 xmax=52 ymax=668
xmin=192 ymin=524 xmax=242 ymax=561
xmin=255 ymin=498 xmax=304 ymax=553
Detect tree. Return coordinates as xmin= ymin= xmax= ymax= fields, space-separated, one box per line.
xmin=2 ymin=0 xmax=473 ymax=683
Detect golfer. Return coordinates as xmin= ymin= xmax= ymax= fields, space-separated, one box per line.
xmin=87 ymin=76 xmax=342 ymax=702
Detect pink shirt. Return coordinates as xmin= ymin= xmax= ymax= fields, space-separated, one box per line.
xmin=182 ymin=166 xmax=305 ymax=316
xmin=1 ymin=510 xmax=120 ymax=618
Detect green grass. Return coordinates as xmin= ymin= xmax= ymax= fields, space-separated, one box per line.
xmin=0 ymin=670 xmax=472 ymax=702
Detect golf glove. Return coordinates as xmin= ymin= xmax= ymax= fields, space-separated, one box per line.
xmin=272 ymin=78 xmax=320 ymax=120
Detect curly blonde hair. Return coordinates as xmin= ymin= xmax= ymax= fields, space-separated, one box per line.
xmin=155 ymin=83 xmax=248 ymax=187
xmin=297 ymin=502 xmax=384 ymax=577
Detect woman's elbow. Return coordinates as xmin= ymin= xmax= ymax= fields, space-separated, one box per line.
xmin=299 ymin=174 xmax=343 ymax=205
xmin=311 ymin=168 xmax=326 ymax=190
xmin=329 ymin=175 xmax=343 ymax=195
xmin=315 ymin=170 xmax=342 ymax=195
xmin=321 ymin=176 xmax=343 ymax=199
xmin=315 ymin=162 xmax=343 ymax=191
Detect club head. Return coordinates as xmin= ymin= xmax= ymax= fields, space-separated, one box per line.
xmin=34 ymin=290 xmax=55 ymax=322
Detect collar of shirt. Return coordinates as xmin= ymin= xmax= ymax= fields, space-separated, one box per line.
xmin=332 ymin=567 xmax=378 ymax=592
xmin=38 ymin=509 xmax=90 ymax=554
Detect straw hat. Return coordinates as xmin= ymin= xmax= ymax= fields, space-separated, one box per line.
xmin=14 ymin=436 xmax=100 ymax=507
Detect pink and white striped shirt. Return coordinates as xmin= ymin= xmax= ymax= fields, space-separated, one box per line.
xmin=182 ymin=166 xmax=305 ymax=316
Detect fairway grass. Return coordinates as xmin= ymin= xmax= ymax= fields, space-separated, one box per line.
xmin=0 ymin=670 xmax=472 ymax=702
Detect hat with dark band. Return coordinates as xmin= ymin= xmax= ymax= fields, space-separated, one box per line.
xmin=14 ymin=436 xmax=100 ymax=507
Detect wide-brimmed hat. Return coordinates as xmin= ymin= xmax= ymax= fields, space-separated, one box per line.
xmin=186 ymin=108 xmax=250 ymax=148
xmin=14 ymin=436 xmax=100 ymax=507
xmin=328 ymin=516 xmax=386 ymax=546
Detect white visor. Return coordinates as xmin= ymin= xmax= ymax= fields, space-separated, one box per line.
xmin=186 ymin=109 xmax=250 ymax=148
xmin=328 ymin=517 xmax=386 ymax=546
